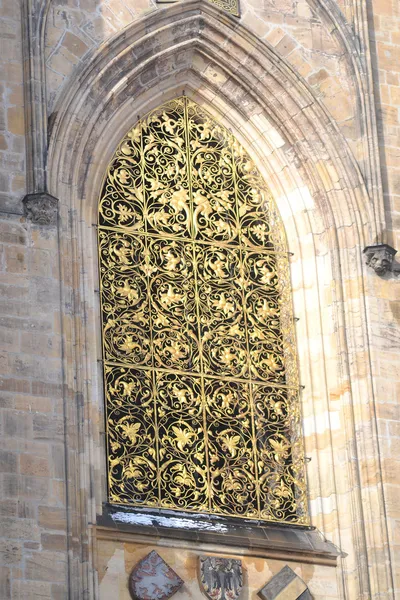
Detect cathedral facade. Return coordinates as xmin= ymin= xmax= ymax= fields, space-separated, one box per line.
xmin=0 ymin=0 xmax=399 ymax=598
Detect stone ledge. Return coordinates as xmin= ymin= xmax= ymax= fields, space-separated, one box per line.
xmin=96 ymin=505 xmax=341 ymax=566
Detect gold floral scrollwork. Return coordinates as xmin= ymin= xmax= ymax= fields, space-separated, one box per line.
xmin=208 ymin=0 xmax=240 ymax=17
xmin=99 ymin=96 xmax=308 ymax=524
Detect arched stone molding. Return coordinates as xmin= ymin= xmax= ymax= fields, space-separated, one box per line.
xmin=48 ymin=3 xmax=375 ymax=238
xmin=306 ymin=0 xmax=385 ymax=243
xmin=45 ymin=2 xmax=393 ymax=599
xmin=24 ymin=0 xmax=385 ymax=244
xmin=21 ymin=0 xmax=52 ymax=192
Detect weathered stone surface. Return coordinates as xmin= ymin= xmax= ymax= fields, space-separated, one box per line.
xmin=363 ymin=244 xmax=397 ymax=276
xmin=38 ymin=507 xmax=67 ymax=531
xmin=22 ymin=192 xmax=58 ymax=226
xmin=0 ymin=566 xmax=11 ymax=600
xmin=25 ymin=550 xmax=66 ymax=583
xmin=41 ymin=533 xmax=67 ymax=552
xmin=0 ymin=0 xmax=399 ymax=598
xmin=0 ymin=517 xmax=40 ymax=541
xmin=0 ymin=540 xmax=22 ymax=566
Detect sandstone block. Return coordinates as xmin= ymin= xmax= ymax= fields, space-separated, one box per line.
xmin=20 ymin=475 xmax=50 ymax=501
xmin=25 ymin=550 xmax=66 ymax=583
xmin=11 ymin=579 xmax=52 ymax=599
xmin=13 ymin=395 xmax=52 ymax=413
xmin=275 ymin=34 xmax=297 ymax=57
xmin=0 ymin=449 xmax=17 ymax=473
xmin=50 ymin=444 xmax=65 ymax=480
xmin=0 ymin=221 xmax=27 ymax=246
xmin=41 ymin=533 xmax=67 ymax=552
xmin=0 ymin=566 xmax=10 ymax=600
xmin=0 ymin=540 xmax=22 ymax=566
xmin=0 ymin=517 xmax=40 ymax=541
xmin=62 ymin=32 xmax=89 ymax=59
xmin=20 ymin=454 xmax=50 ymax=478
xmin=51 ymin=583 xmax=67 ymax=600
xmin=33 ymin=413 xmax=64 ymax=442
xmin=38 ymin=507 xmax=67 ymax=532
xmin=4 ymin=245 xmax=27 ymax=274
xmin=6 ymin=106 xmax=24 ymax=136
xmin=29 ymin=248 xmax=52 ymax=277
xmin=0 ymin=499 xmax=17 ymax=517
xmin=3 ymin=410 xmax=33 ymax=439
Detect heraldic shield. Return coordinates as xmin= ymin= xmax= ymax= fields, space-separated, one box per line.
xmin=199 ymin=556 xmax=243 ymax=600
xmin=128 ymin=551 xmax=184 ymax=600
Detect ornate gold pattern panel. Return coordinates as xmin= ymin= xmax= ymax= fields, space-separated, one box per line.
xmin=208 ymin=0 xmax=240 ymax=17
xmin=155 ymin=0 xmax=240 ymax=18
xmin=99 ymin=97 xmax=308 ymax=524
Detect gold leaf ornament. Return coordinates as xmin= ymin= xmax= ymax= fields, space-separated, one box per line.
xmin=99 ymin=97 xmax=307 ymax=523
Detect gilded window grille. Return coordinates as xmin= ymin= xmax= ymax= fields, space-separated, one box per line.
xmin=98 ymin=97 xmax=308 ymax=524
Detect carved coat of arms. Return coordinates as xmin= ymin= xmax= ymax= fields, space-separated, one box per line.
xmin=199 ymin=556 xmax=243 ymax=600
xmin=128 ymin=550 xmax=183 ymax=600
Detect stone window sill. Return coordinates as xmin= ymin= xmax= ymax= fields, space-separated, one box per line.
xmin=96 ymin=504 xmax=341 ymax=566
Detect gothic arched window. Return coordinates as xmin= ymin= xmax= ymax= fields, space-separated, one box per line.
xmin=98 ymin=97 xmax=308 ymax=524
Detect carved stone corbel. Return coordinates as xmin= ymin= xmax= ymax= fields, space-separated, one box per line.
xmin=23 ymin=192 xmax=58 ymax=226
xmin=363 ymin=244 xmax=397 ymax=276
xmin=21 ymin=4 xmax=58 ymax=227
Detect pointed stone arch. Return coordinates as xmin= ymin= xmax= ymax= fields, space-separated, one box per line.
xmin=47 ymin=0 xmax=377 ymax=242
xmin=44 ymin=1 xmax=393 ymax=598
xmin=24 ymin=0 xmax=385 ymax=242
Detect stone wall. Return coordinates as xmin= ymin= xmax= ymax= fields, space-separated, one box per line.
xmin=368 ymin=0 xmax=400 ymax=595
xmin=45 ymin=0 xmax=360 ymax=167
xmin=0 ymin=215 xmax=68 ymax=599
xmin=0 ymin=0 xmax=25 ymax=213
xmin=0 ymin=0 xmax=398 ymax=599
xmin=96 ymin=538 xmax=338 ymax=600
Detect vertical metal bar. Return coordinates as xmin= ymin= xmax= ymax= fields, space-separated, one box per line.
xmin=229 ymin=130 xmax=261 ymax=518
xmin=182 ymin=98 xmax=212 ymax=512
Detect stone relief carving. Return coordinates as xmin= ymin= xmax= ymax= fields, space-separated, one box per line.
xmin=258 ymin=565 xmax=312 ymax=600
xmin=363 ymin=244 xmax=397 ymax=276
xmin=199 ymin=556 xmax=243 ymax=600
xmin=23 ymin=192 xmax=58 ymax=226
xmin=128 ymin=550 xmax=184 ymax=600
